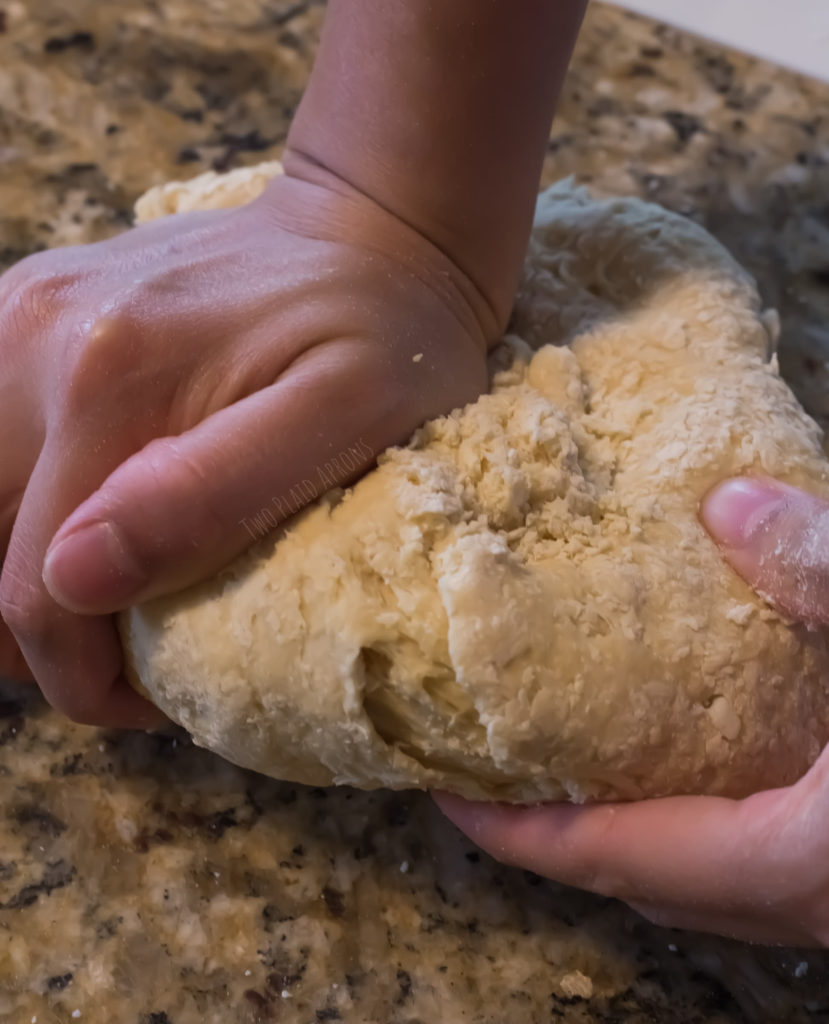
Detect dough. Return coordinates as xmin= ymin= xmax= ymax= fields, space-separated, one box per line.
xmin=121 ymin=163 xmax=829 ymax=803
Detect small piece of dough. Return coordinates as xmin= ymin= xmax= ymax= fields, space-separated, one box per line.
xmin=122 ymin=164 xmax=829 ymax=803
xmin=133 ymin=161 xmax=285 ymax=222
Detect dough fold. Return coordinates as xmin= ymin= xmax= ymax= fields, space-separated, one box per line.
xmin=122 ymin=164 xmax=829 ymax=802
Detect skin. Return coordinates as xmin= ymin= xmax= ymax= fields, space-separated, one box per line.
xmin=0 ymin=0 xmax=586 ymax=722
xmin=1 ymin=0 xmax=826 ymax=946
xmin=0 ymin=180 xmax=493 ymax=726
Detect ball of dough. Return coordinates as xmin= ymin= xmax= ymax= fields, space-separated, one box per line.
xmin=121 ymin=164 xmax=829 ymax=803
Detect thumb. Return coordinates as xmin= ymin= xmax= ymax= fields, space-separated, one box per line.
xmin=701 ymin=476 xmax=829 ymax=625
xmin=39 ymin=346 xmax=399 ymax=614
xmin=433 ymin=784 xmax=819 ymax=945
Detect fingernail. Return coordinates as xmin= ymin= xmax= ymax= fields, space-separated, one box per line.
xmin=701 ymin=478 xmax=787 ymax=549
xmin=43 ymin=521 xmax=146 ymax=610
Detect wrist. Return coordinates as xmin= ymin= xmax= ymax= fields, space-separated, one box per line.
xmin=258 ymin=153 xmax=500 ymax=352
xmin=285 ymin=0 xmax=586 ymax=335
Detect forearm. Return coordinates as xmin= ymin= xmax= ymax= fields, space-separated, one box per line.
xmin=284 ymin=0 xmax=586 ymax=335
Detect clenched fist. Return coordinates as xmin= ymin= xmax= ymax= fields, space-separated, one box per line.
xmin=0 ymin=158 xmax=496 ymax=727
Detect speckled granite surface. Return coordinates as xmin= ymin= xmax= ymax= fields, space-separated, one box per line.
xmin=1 ymin=2 xmax=829 ymax=1022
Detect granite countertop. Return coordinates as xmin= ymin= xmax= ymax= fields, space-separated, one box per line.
xmin=1 ymin=2 xmax=829 ymax=1022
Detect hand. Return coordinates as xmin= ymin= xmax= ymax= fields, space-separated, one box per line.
xmin=0 ymin=160 xmax=495 ymax=726
xmin=1 ymin=0 xmax=585 ymax=714
xmin=436 ymin=477 xmax=829 ymax=946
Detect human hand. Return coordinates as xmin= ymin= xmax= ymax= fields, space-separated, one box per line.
xmin=436 ymin=477 xmax=829 ymax=946
xmin=0 ymin=159 xmax=496 ymax=726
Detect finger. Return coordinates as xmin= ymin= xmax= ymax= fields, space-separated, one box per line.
xmin=0 ymin=376 xmax=43 ymax=569
xmin=433 ymin=787 xmax=818 ymax=946
xmin=0 ymin=617 xmax=34 ymax=683
xmin=0 ymin=263 xmax=47 ymax=683
xmin=701 ymin=476 xmax=829 ymax=625
xmin=0 ymin=491 xmax=35 ymax=682
xmin=0 ymin=444 xmax=167 ymax=727
xmin=41 ymin=338 xmax=485 ymax=614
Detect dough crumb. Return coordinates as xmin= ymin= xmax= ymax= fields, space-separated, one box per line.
xmin=559 ymin=970 xmax=594 ymax=999
xmin=725 ymin=603 xmax=756 ymax=625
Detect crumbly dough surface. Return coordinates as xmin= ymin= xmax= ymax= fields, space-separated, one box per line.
xmin=122 ymin=164 xmax=829 ymax=803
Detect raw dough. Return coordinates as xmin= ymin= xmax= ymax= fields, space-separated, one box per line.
xmin=121 ymin=163 xmax=829 ymax=803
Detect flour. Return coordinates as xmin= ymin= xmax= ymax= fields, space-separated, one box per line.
xmin=121 ymin=164 xmax=829 ymax=802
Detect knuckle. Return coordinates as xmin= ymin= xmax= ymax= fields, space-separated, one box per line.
xmin=565 ymin=810 xmax=631 ymax=899
xmin=1 ymin=274 xmax=45 ymax=339
xmin=0 ymin=253 xmax=78 ymax=334
xmin=106 ymin=437 xmax=224 ymax=557
xmin=577 ymin=861 xmax=627 ymax=901
xmin=0 ymin=254 xmax=41 ymax=304
xmin=0 ymin=573 xmax=49 ymax=640
xmin=60 ymin=306 xmax=145 ymax=417
xmin=46 ymin=686 xmax=99 ymax=726
xmin=143 ymin=436 xmax=215 ymax=511
xmin=139 ymin=437 xmax=205 ymax=498
xmin=158 ymin=439 xmax=224 ymax=542
xmin=0 ymin=619 xmax=31 ymax=682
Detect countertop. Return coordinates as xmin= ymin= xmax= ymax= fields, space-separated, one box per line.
xmin=608 ymin=0 xmax=829 ymax=85
xmin=1 ymin=2 xmax=829 ymax=1021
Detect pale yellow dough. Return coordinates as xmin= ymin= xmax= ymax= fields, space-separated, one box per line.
xmin=122 ymin=163 xmax=829 ymax=803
